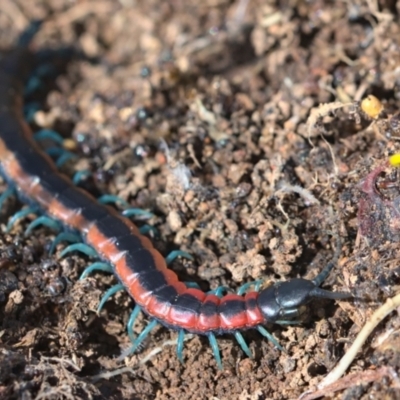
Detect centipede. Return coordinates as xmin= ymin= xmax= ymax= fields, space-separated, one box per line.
xmin=0 ymin=37 xmax=351 ymax=369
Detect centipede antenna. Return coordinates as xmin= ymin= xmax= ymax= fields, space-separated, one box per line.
xmin=310 ymin=287 xmax=351 ymax=300
xmin=312 ymin=231 xmax=342 ymax=287
xmin=312 ymin=260 xmax=336 ymax=288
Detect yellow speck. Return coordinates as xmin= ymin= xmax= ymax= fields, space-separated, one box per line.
xmin=389 ymin=154 xmax=400 ymax=167
xmin=63 ymin=138 xmax=77 ymax=151
xmin=360 ymin=95 xmax=383 ymax=119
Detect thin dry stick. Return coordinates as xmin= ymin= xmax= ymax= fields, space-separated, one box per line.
xmin=318 ymin=292 xmax=400 ymax=389
xmin=306 ymin=102 xmax=352 ymax=141
xmin=300 ymin=367 xmax=400 ymax=400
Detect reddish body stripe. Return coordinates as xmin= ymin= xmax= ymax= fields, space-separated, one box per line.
xmin=0 ymin=49 xmax=266 ymax=335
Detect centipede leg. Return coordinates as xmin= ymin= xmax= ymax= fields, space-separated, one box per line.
xmin=97 ymin=283 xmax=125 ymax=313
xmin=98 ymin=194 xmax=129 ymax=209
xmin=130 ymin=319 xmax=158 ymax=353
xmin=60 ymin=243 xmax=98 ymax=258
xmin=257 ymin=326 xmax=285 ymax=352
xmin=50 ymin=232 xmax=81 ymax=255
xmin=25 ymin=215 xmax=61 ymax=235
xmin=172 ymin=329 xmax=184 ymax=363
xmin=0 ymin=187 xmax=15 ymax=209
xmin=208 ymin=333 xmax=222 ymax=370
xmin=236 ymin=280 xmax=262 ymax=295
xmin=126 ymin=304 xmax=142 ymax=342
xmin=72 ymin=170 xmax=91 ymax=185
xmin=139 ymin=225 xmax=158 ymax=236
xmin=234 ymin=331 xmax=252 ymax=358
xmin=122 ymin=208 xmax=154 ymax=220
xmin=80 ymin=262 xmax=113 ymax=280
xmin=34 ymin=129 xmax=64 ymax=145
xmin=7 ymin=206 xmax=38 ymax=232
xmin=165 ymin=250 xmax=193 ymax=265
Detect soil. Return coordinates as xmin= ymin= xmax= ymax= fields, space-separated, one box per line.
xmin=1 ymin=1 xmax=400 ymax=399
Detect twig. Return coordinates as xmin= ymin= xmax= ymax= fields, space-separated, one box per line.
xmin=299 ymin=367 xmax=400 ymax=400
xmin=317 ymin=292 xmax=400 ymax=389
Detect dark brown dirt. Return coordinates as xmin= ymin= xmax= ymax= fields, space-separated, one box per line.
xmin=1 ymin=1 xmax=400 ymax=399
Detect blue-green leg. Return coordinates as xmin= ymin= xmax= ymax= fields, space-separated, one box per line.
xmin=80 ymin=262 xmax=113 ymax=280
xmin=0 ymin=187 xmax=15 ymax=209
xmin=234 ymin=331 xmax=252 ymax=358
xmin=139 ymin=225 xmax=158 ymax=236
xmin=237 ymin=280 xmax=263 ymax=295
xmin=25 ymin=216 xmax=61 ymax=235
xmin=126 ymin=304 xmax=142 ymax=343
xmin=184 ymin=281 xmax=201 ymax=289
xmin=257 ymin=326 xmax=285 ymax=352
xmin=208 ymin=332 xmax=223 ymax=370
xmin=24 ymin=102 xmax=40 ymax=122
xmin=60 ymin=243 xmax=98 ymax=259
xmin=7 ymin=207 xmax=38 ymax=232
xmin=25 ymin=76 xmax=42 ymax=96
xmin=72 ymin=170 xmax=91 ymax=185
xmin=129 ymin=319 xmax=158 ymax=354
xmin=97 ymin=283 xmax=124 ymax=313
xmin=56 ymin=152 xmax=76 ymax=167
xmin=98 ymin=194 xmax=129 ymax=209
xmin=209 ymin=286 xmax=229 ymax=297
xmin=122 ymin=208 xmax=154 ymax=220
xmin=165 ymin=250 xmax=193 ymax=265
xmin=176 ymin=329 xmax=186 ymax=363
xmin=34 ymin=129 xmax=64 ymax=145
xmin=45 ymin=147 xmax=76 ymax=167
xmin=50 ymin=232 xmax=81 ymax=255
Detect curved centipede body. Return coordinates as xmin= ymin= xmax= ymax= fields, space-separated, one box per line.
xmin=0 ymin=43 xmax=350 ymax=369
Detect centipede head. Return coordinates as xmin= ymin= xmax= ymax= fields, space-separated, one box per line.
xmin=257 ymin=278 xmax=350 ymax=323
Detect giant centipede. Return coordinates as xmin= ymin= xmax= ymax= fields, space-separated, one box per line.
xmin=0 ymin=40 xmax=351 ymax=369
